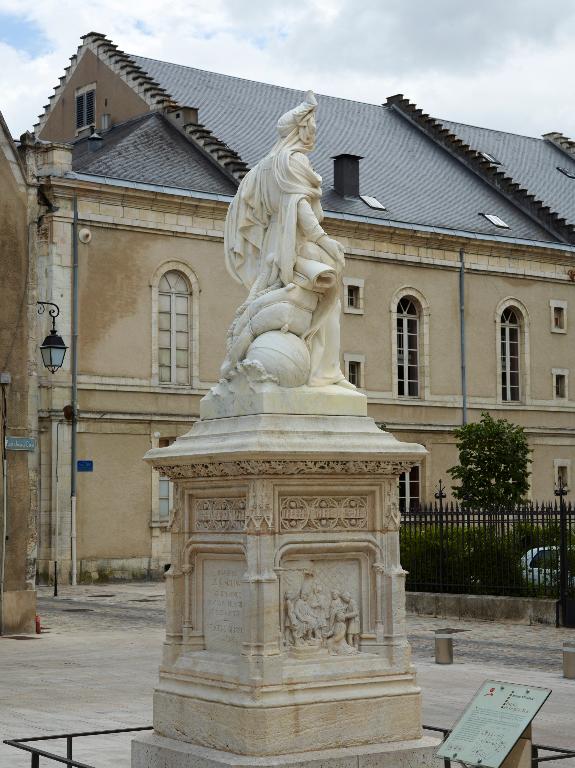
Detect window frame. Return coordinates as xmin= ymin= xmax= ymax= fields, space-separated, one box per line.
xmin=552 ymin=368 xmax=569 ymax=401
xmin=344 ymin=353 xmax=365 ymax=388
xmin=500 ymin=307 xmax=521 ymax=402
xmin=391 ymin=287 xmax=430 ymax=401
xmin=343 ymin=277 xmax=364 ymax=315
xmin=151 ymin=261 xmax=200 ymax=389
xmin=399 ymin=465 xmax=421 ymax=514
xmin=550 ymin=300 xmax=567 ymax=334
xmin=554 ymin=459 xmax=571 ymax=492
xmin=495 ymin=298 xmax=530 ymax=406
xmin=75 ymin=82 xmax=96 ymax=134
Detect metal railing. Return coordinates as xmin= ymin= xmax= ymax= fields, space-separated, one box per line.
xmin=401 ymin=501 xmax=575 ymax=601
xmin=5 ymin=725 xmax=574 ymax=768
xmin=3 ymin=726 xmax=153 ymax=767
xmin=423 ymin=725 xmax=575 ymax=767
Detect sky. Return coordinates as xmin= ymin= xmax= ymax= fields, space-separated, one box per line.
xmin=1 ymin=0 xmax=575 ymax=139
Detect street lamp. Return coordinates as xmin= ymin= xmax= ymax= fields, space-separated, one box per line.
xmin=37 ymin=302 xmax=67 ymax=373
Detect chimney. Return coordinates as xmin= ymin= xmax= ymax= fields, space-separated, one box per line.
xmin=101 ymin=113 xmax=111 ymax=131
xmin=167 ymin=106 xmax=199 ymax=128
xmin=332 ymin=154 xmax=363 ymax=197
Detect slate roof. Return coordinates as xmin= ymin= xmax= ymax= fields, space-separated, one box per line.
xmin=129 ymin=55 xmax=565 ymax=244
xmin=441 ymin=119 xmax=575 ymax=229
xmin=72 ymin=112 xmax=237 ymax=196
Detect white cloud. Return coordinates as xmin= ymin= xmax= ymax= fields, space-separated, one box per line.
xmin=0 ymin=0 xmax=574 ymax=138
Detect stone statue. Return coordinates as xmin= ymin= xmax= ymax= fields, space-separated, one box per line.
xmin=222 ymin=90 xmax=353 ymax=389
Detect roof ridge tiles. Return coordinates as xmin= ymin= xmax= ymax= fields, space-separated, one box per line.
xmin=386 ymin=94 xmax=575 ymax=244
xmin=543 ymin=132 xmax=575 ymax=163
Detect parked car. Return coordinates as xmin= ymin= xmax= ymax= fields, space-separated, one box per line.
xmin=521 ymin=547 xmax=575 ymax=588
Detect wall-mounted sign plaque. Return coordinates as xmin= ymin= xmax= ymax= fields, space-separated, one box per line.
xmin=437 ymin=680 xmax=550 ymax=768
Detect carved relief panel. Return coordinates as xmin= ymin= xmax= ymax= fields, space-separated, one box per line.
xmin=280 ymin=557 xmax=365 ymax=656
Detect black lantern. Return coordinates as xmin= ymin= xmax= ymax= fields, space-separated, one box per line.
xmin=37 ymin=301 xmax=67 ymax=373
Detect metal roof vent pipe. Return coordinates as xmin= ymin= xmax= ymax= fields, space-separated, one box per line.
xmin=332 ymin=153 xmax=363 ymax=197
xmin=100 ymin=113 xmax=111 ymax=131
xmin=88 ymin=130 xmax=103 ymax=153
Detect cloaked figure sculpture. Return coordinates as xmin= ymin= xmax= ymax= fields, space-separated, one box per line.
xmin=222 ymin=91 xmax=353 ymax=389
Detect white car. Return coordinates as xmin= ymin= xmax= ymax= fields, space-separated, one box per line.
xmin=521 ymin=547 xmax=575 ymax=588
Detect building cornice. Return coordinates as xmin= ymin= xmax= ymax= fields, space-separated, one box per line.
xmin=40 ymin=172 xmax=575 ymax=268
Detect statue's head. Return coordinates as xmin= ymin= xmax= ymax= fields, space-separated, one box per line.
xmin=341 ymin=591 xmax=351 ymax=603
xmin=276 ymin=90 xmax=317 ymax=152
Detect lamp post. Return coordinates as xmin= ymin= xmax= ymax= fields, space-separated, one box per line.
xmin=37 ymin=302 xmax=67 ymax=373
xmin=37 ymin=301 xmax=67 ymax=595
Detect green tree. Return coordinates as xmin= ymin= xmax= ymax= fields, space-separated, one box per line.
xmin=448 ymin=412 xmax=531 ymax=508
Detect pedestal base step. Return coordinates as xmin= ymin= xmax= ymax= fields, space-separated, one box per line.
xmin=132 ymin=733 xmax=441 ymax=768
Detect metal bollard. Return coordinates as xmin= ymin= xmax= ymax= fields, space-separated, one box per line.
xmin=435 ymin=633 xmax=454 ymax=664
xmin=564 ymin=642 xmax=575 ymax=679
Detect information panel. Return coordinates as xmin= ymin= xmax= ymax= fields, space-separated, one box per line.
xmin=437 ymin=680 xmax=550 ymax=768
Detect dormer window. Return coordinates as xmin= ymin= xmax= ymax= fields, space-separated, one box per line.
xmin=76 ymin=85 xmax=96 ymax=131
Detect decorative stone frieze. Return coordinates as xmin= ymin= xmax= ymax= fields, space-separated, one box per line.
xmin=280 ymin=495 xmax=368 ymax=531
xmin=192 ymin=497 xmax=246 ymax=531
xmin=158 ymin=458 xmax=415 ymax=480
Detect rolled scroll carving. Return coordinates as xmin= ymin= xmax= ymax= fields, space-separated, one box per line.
xmin=280 ymin=496 xmax=368 ymax=531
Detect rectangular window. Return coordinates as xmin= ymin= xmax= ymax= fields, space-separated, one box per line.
xmin=76 ymin=89 xmax=96 ymax=130
xmin=554 ymin=460 xmax=571 ymax=491
xmin=550 ymin=301 xmax=567 ymax=333
xmin=158 ymin=437 xmax=174 ymax=522
xmin=347 ymin=285 xmax=361 ymax=309
xmin=348 ymin=360 xmax=361 ymax=387
xmin=552 ymin=369 xmax=568 ymax=400
xmin=344 ymin=353 xmax=364 ymax=388
xmin=343 ymin=278 xmax=364 ymax=315
xmin=158 ymin=478 xmax=171 ymax=521
xmin=397 ymin=314 xmax=419 ymax=397
xmin=501 ymin=324 xmax=520 ymax=401
xmin=399 ymin=466 xmax=420 ymax=514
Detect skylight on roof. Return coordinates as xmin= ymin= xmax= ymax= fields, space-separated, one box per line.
xmin=557 ymin=166 xmax=575 ymax=179
xmin=480 ymin=151 xmax=501 ymax=165
xmin=481 ymin=213 xmax=510 ymax=229
xmin=360 ymin=195 xmax=386 ymax=211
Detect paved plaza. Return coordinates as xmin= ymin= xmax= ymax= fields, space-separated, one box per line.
xmin=1 ymin=583 xmax=573 ymax=767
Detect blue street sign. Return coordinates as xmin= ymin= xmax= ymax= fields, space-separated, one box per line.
xmin=5 ymin=436 xmax=37 ymax=451
xmin=77 ymin=460 xmax=94 ymax=472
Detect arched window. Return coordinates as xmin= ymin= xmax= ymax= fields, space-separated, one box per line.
xmin=396 ymin=297 xmax=420 ymax=397
xmin=500 ymin=307 xmax=520 ymax=401
xmin=158 ymin=270 xmax=190 ymax=385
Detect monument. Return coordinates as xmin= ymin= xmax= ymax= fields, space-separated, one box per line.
xmin=132 ymin=91 xmax=438 ymax=768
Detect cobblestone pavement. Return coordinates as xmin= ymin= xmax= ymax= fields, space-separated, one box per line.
xmin=0 ymin=583 xmax=573 ymax=768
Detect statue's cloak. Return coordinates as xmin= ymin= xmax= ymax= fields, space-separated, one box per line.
xmin=224 ymin=135 xmax=323 ymax=289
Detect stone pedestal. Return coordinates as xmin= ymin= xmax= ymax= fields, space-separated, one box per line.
xmin=133 ymin=390 xmax=439 ymax=766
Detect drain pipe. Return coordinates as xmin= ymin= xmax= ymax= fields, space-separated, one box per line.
xmin=459 ymin=247 xmax=467 ymax=425
xmin=70 ymin=195 xmax=79 ymax=586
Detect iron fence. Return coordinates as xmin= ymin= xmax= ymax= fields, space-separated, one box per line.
xmin=400 ymin=501 xmax=575 ymax=604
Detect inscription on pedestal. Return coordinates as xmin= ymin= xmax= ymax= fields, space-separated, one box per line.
xmin=203 ymin=559 xmax=246 ymax=653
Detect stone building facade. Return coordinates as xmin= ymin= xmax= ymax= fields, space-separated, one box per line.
xmin=0 ymin=113 xmax=39 ymax=630
xmin=12 ymin=32 xmax=575 ymax=582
